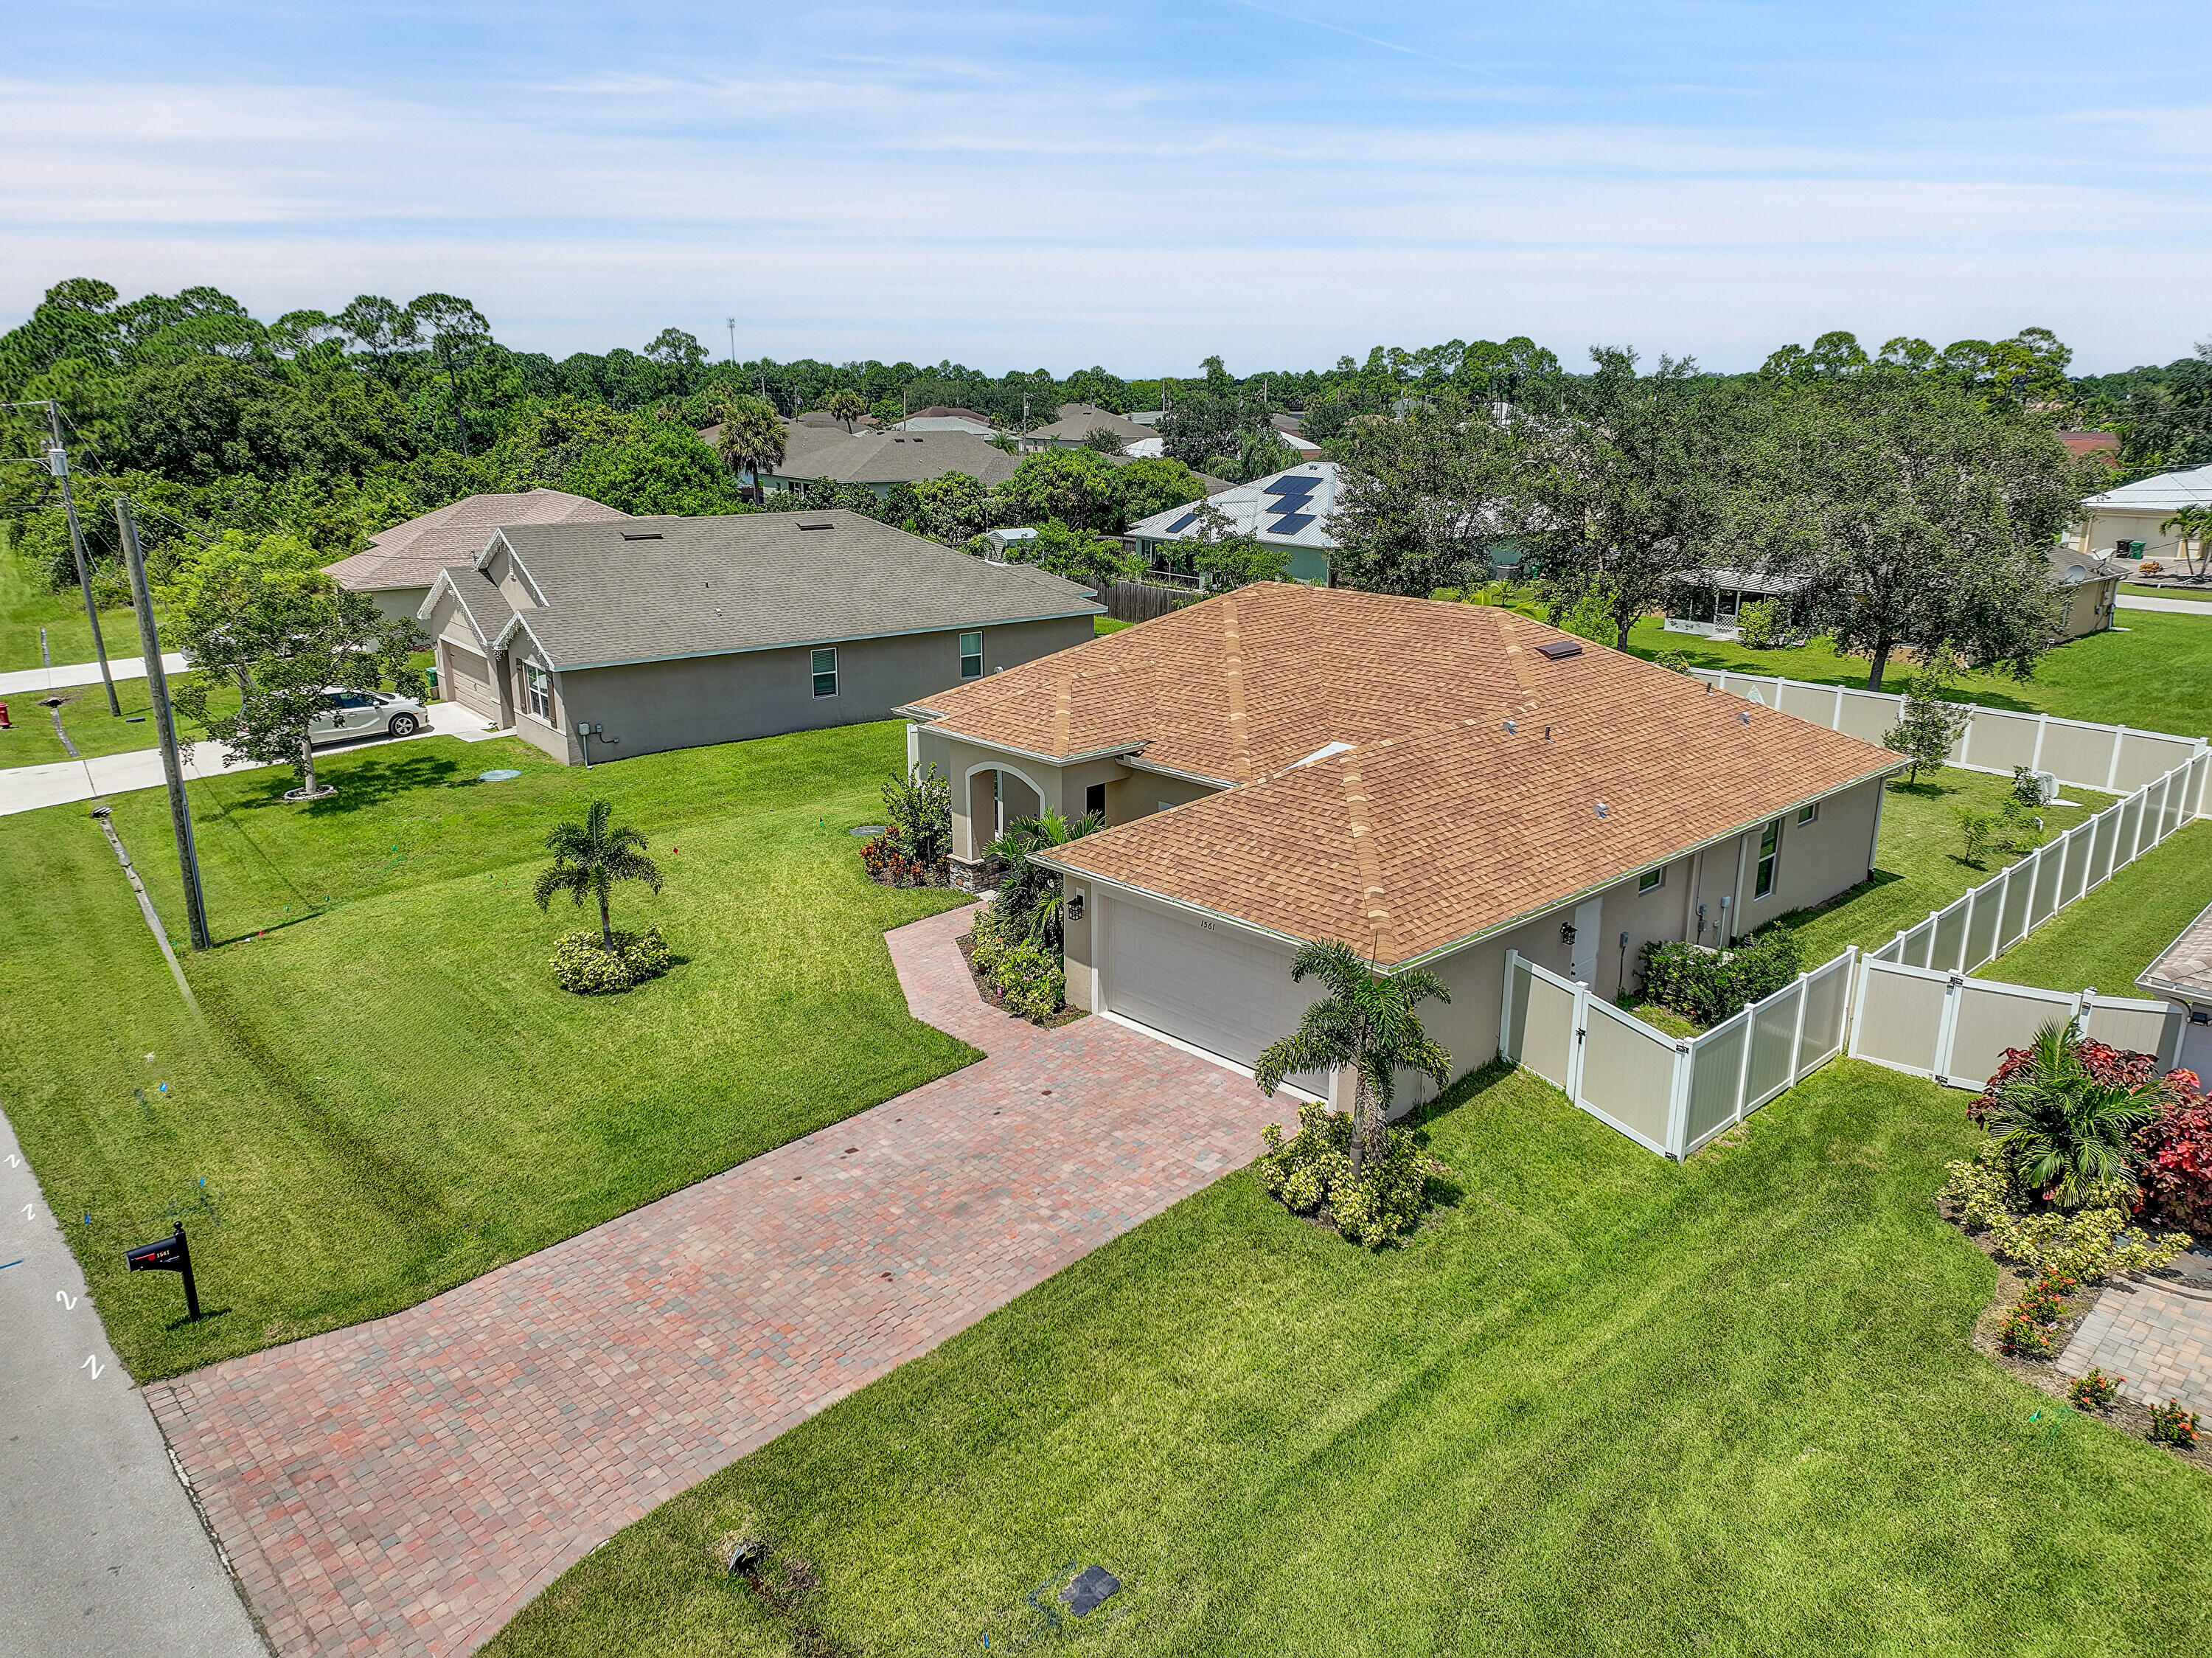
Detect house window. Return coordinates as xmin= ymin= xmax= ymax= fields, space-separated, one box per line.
xmin=1638 ymin=867 xmax=1664 ymax=895
xmin=1753 ymin=817 xmax=1782 ymax=900
xmin=1084 ymin=783 xmax=1107 ymax=820
xmin=959 ymin=631 xmax=983 ymax=679
xmin=1798 ymin=802 xmax=1819 ymax=826
xmin=811 ymin=647 xmax=838 ymax=698
xmin=525 ymin=664 xmax=552 ymax=723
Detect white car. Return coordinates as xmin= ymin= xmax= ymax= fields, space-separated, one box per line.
xmin=309 ymin=687 xmax=428 ymax=746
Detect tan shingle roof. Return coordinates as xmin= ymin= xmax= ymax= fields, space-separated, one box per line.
xmin=325 ymin=489 xmax=627 ymax=593
xmin=908 ymin=585 xmax=1901 ymax=966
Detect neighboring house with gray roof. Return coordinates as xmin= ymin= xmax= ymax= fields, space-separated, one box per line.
xmin=896 ymin=406 xmax=1001 ymax=437
xmin=323 ymin=489 xmax=628 ymax=620
xmin=1020 ymin=403 xmax=1154 ymax=454
xmin=416 ymin=510 xmax=1099 ymax=764
xmin=700 ymin=425 xmax=1020 ymax=496
xmin=1124 ymin=461 xmax=1341 ymax=586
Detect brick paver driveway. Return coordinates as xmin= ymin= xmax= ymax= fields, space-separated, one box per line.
xmin=152 ymin=906 xmax=1285 ymax=1656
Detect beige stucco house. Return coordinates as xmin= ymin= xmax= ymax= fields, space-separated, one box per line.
xmin=2047 ymin=545 xmax=2122 ymax=639
xmin=2074 ymin=462 xmax=2212 ymax=569
xmin=418 ymin=510 xmax=1099 ymax=766
xmin=324 ymin=489 xmax=627 ymax=621
xmin=899 ymin=585 xmax=1902 ymax=1101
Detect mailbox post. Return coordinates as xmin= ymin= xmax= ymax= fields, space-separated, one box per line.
xmin=125 ymin=1223 xmax=201 ymax=1321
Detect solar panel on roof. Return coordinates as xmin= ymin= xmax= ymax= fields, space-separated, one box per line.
xmin=1262 ymin=476 xmax=1317 ymax=498
xmin=1267 ymin=512 xmax=1315 ymax=535
xmin=1163 ymin=513 xmax=1197 ymax=534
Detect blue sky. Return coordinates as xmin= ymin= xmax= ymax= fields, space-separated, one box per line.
xmin=4 ymin=2 xmax=2208 ymax=372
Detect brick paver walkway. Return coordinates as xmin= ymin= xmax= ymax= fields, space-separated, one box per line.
xmin=150 ymin=906 xmax=1284 ymax=1656
xmin=2057 ymin=1278 xmax=2212 ymax=1416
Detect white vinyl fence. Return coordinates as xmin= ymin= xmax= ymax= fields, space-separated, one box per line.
xmin=1689 ymin=669 xmax=2211 ymax=801
xmin=1499 ymin=728 xmax=2207 ymax=1159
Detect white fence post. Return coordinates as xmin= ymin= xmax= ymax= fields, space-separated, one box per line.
xmin=2106 ymin=726 xmax=2126 ymax=791
xmin=1788 ymin=970 xmax=1811 ymax=1082
xmin=1665 ymin=1042 xmax=1693 ymax=1160
xmin=1733 ymin=996 xmax=1756 ymax=1121
xmin=1932 ymin=974 xmax=1965 ymax=1087
xmin=1566 ymin=979 xmax=1591 ymax=1103
xmin=1500 ymin=948 xmax=1520 ymax=1062
xmin=2031 ymin=712 xmax=2049 ymax=771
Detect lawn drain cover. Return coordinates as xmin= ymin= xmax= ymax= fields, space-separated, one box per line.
xmin=849 ymin=824 xmax=886 ymax=836
xmin=1060 ymin=1564 xmax=1120 ymax=1617
xmin=477 ymin=769 xmax=523 ymax=782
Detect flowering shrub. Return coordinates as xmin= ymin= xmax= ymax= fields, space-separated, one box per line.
xmin=1999 ymin=1270 xmax=2077 ymax=1356
xmin=1638 ymin=929 xmax=1802 ymax=1024
xmin=2068 ymin=1367 xmax=2122 ymax=1411
xmin=2150 ymin=1398 xmax=2202 ymax=1449
xmin=551 ymin=927 xmax=672 ymax=994
xmin=2135 ymin=1072 xmax=2212 ymax=1238
xmin=966 ymin=903 xmax=1065 ymax=1020
xmin=1938 ymin=1142 xmax=2190 ymax=1280
xmin=1256 ymin=1100 xmax=1444 ymax=1248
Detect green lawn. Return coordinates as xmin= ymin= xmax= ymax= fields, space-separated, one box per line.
xmin=0 ymin=673 xmax=243 ymax=769
xmin=0 ymin=524 xmax=148 ymax=673
xmin=0 ymin=721 xmax=977 ymax=1380
xmin=1775 ymin=770 xmax=2112 ymax=967
xmin=2121 ymin=583 xmax=2212 ymax=602
xmin=1624 ymin=612 xmax=2212 ymax=737
xmin=485 ymin=1057 xmax=2212 ymax=1658
xmin=1981 ymin=819 xmax=2212 ymax=996
xmin=1094 ymin=615 xmax=1134 ymax=634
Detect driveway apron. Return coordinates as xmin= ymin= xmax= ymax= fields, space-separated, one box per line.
xmin=151 ymin=904 xmax=1285 ymax=1656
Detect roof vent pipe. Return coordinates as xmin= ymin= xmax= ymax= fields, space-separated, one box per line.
xmin=1545 ymin=725 xmax=1551 ymax=742
xmin=1504 ymin=718 xmax=1517 ymax=735
xmin=1595 ymin=802 xmax=1608 ymax=818
xmin=1739 ymin=709 xmax=1751 ymax=724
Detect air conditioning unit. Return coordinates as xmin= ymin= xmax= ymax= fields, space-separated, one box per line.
xmin=2027 ymin=769 xmax=2060 ymax=805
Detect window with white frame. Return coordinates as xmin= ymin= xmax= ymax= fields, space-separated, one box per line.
xmin=1638 ymin=867 xmax=1665 ymax=895
xmin=1753 ymin=817 xmax=1782 ymax=899
xmin=1797 ymin=801 xmax=1819 ymax=825
xmin=959 ymin=631 xmax=983 ymax=679
xmin=811 ymin=647 xmax=838 ymax=698
xmin=525 ymin=664 xmax=552 ymax=722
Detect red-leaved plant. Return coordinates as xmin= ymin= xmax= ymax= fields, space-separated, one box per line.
xmin=2135 ymin=1068 xmax=2212 ymax=1238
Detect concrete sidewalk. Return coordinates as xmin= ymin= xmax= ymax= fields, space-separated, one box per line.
xmin=0 ymin=1110 xmax=265 ymax=1658
xmin=0 ymin=701 xmax=510 ymax=818
xmin=2117 ymin=594 xmax=2212 ymax=616
xmin=0 ymin=653 xmax=187 ymax=698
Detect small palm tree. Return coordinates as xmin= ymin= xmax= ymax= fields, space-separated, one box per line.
xmin=1982 ymin=1020 xmax=2163 ymax=1207
xmin=533 ymin=799 xmax=663 ymax=948
xmin=714 ymin=397 xmax=787 ymax=505
xmin=2160 ymin=506 xmax=2211 ymax=579
xmin=987 ymin=810 xmax=1103 ymax=946
xmin=823 ymin=389 xmax=869 ymax=434
xmin=1254 ymin=940 xmax=1453 ymax=1174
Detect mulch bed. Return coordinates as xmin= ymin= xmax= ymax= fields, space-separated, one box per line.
xmin=955 ymin=931 xmax=1085 ymax=1030
xmin=1944 ymin=1201 xmax=2212 ymax=1474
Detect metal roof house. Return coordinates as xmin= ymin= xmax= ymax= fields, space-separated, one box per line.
xmin=2075 ymin=462 xmax=2212 ymax=565
xmin=1123 ymin=462 xmax=1340 ymax=586
xmin=417 ymin=511 xmax=1099 ymax=765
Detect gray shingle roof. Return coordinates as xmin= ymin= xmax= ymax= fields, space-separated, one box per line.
xmin=765 ymin=429 xmax=1019 ymax=486
xmin=324 ymin=488 xmax=627 ymax=593
xmin=475 ymin=511 xmax=1099 ymax=670
xmin=1026 ymin=404 xmax=1153 ymax=444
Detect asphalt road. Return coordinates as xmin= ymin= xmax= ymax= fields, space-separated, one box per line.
xmin=0 ymin=1109 xmax=265 ymax=1658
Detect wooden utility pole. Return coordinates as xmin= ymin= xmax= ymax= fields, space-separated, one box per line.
xmin=115 ymin=496 xmax=211 ymax=951
xmin=45 ymin=403 xmax=122 ymax=716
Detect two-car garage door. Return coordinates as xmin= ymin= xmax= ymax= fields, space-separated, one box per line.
xmin=1102 ymin=892 xmax=1317 ymax=1076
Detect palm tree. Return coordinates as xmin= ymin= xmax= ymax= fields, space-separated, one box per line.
xmin=2160 ymin=506 xmax=2211 ymax=579
xmin=1981 ymin=1020 xmax=2163 ymax=1207
xmin=1253 ymin=940 xmax=1453 ymax=1175
xmin=532 ymin=799 xmax=663 ymax=948
xmin=714 ymin=397 xmax=787 ymax=505
xmin=823 ymin=389 xmax=869 ymax=434
xmin=986 ymin=810 xmax=1103 ymax=946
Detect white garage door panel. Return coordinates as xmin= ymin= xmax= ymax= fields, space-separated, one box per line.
xmin=1105 ymin=895 xmax=1312 ymax=1072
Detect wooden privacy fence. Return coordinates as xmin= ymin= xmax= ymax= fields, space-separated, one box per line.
xmin=1688 ymin=668 xmax=2209 ymax=800
xmin=1499 ymin=743 xmax=2206 ymax=1159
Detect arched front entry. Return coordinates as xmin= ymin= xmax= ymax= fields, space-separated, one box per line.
xmin=955 ymin=761 xmax=1047 ymax=888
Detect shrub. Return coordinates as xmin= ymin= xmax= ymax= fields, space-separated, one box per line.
xmin=862 ymin=764 xmax=951 ymax=886
xmin=968 ymin=902 xmax=1013 ymax=977
xmin=550 ymin=926 xmax=671 ymax=994
xmin=1882 ymin=660 xmax=1970 ymax=784
xmin=1736 ymin=598 xmax=1785 ymax=649
xmin=2011 ymin=765 xmax=2045 ymax=808
xmin=1256 ymin=1100 xmax=1441 ymax=1247
xmin=1956 ymin=799 xmax=2042 ymax=866
xmin=2068 ymin=1367 xmax=2122 ymax=1411
xmin=2135 ymin=1075 xmax=2212 ymax=1238
xmin=1999 ymin=1269 xmax=2078 ymax=1356
xmin=988 ymin=939 xmax=1065 ymax=1020
xmin=1639 ymin=929 xmax=1802 ymax=1024
xmin=2150 ymin=1399 xmax=2202 ymax=1449
xmin=1938 ymin=1142 xmax=2190 ymax=1280
xmin=1652 ymin=646 xmax=1696 ymax=675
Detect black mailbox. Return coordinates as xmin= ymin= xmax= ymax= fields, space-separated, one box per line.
xmin=125 ymin=1222 xmax=201 ymax=1320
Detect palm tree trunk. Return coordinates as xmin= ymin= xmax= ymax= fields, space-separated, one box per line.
xmin=599 ymin=889 xmax=613 ymax=948
xmin=1347 ymin=1069 xmax=1371 ymax=1179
